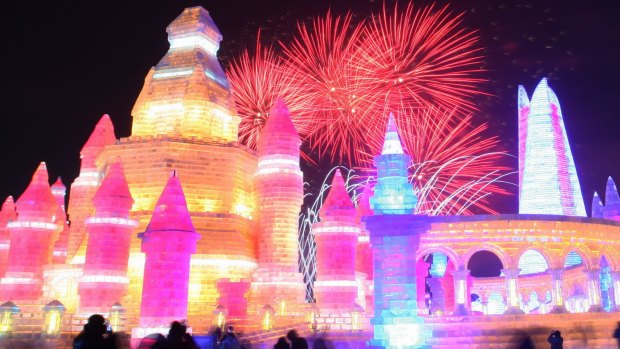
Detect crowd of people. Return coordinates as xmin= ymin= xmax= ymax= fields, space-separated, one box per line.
xmin=74 ymin=314 xmax=620 ymax=349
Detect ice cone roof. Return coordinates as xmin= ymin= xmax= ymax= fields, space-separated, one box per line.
xmin=82 ymin=114 xmax=115 ymax=151
xmin=260 ymin=98 xmax=299 ymax=139
xmin=93 ymin=162 xmax=133 ymax=206
xmin=16 ymin=162 xmax=58 ymax=219
xmin=144 ymin=171 xmax=195 ymax=233
xmin=381 ymin=113 xmax=405 ymax=155
xmin=319 ymin=169 xmax=355 ymax=219
xmin=0 ymin=196 xmax=16 ymax=224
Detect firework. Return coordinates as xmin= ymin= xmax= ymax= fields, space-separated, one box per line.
xmin=226 ymin=37 xmax=304 ymax=150
xmin=229 ymin=3 xmax=509 ymax=215
xmin=281 ymin=10 xmax=368 ymax=164
xmin=391 ymin=107 xmax=513 ymax=215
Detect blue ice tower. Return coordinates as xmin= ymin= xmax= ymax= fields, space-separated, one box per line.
xmin=365 ymin=114 xmax=430 ymax=348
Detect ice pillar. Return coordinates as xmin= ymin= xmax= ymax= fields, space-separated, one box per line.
xmin=452 ymin=268 xmax=470 ymax=315
xmin=548 ymin=269 xmax=566 ymax=313
xmin=313 ymin=169 xmax=359 ymax=310
xmin=251 ymin=98 xmax=306 ymax=308
xmin=502 ymin=268 xmax=524 ymax=314
xmin=585 ymin=269 xmax=603 ymax=312
xmin=139 ymin=172 xmax=198 ymax=327
xmin=79 ymin=162 xmax=137 ymax=313
xmin=0 ymin=163 xmax=58 ymax=300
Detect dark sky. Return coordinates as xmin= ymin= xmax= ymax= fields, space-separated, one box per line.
xmin=0 ymin=0 xmax=618 ymax=214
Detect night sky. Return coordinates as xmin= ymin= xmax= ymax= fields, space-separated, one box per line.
xmin=0 ymin=0 xmax=618 ymax=214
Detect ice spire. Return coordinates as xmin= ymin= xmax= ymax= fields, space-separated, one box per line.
xmin=518 ymin=78 xmax=586 ymax=216
xmin=370 ymin=114 xmax=418 ymax=214
xmin=381 ymin=113 xmax=405 ymax=155
xmin=592 ymin=192 xmax=604 ymax=218
xmin=603 ymin=177 xmax=620 ymax=220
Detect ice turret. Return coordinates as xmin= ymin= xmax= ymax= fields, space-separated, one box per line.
xmin=251 ymin=97 xmax=306 ymax=310
xmin=0 ymin=163 xmax=59 ymax=300
xmin=51 ymin=178 xmax=70 ymax=264
xmin=0 ymin=197 xmax=16 ymax=277
xmin=67 ymin=114 xmax=116 ymax=260
xmin=603 ymin=177 xmax=620 ymax=220
xmin=131 ymin=6 xmax=239 ymax=142
xmin=518 ymin=78 xmax=586 ymax=216
xmin=313 ymin=170 xmax=359 ymax=314
xmin=369 ymin=114 xmax=418 ymax=214
xmin=138 ymin=172 xmax=198 ymax=328
xmin=79 ymin=162 xmax=137 ymax=313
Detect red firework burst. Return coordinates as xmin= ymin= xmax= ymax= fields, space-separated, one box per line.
xmin=226 ymin=38 xmax=304 ymax=150
xmin=280 ymin=10 xmax=369 ymax=164
xmin=228 ymin=3 xmax=510 ymax=214
xmin=355 ymin=3 xmax=485 ymax=116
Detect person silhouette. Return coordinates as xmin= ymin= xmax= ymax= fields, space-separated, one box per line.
xmin=286 ymin=330 xmax=308 ymax=349
xmin=166 ymin=321 xmax=198 ymax=349
xmin=73 ymin=314 xmax=117 ymax=349
xmin=547 ymin=330 xmax=563 ymax=349
xmin=219 ymin=326 xmax=241 ymax=349
xmin=274 ymin=337 xmax=290 ymax=349
xmin=614 ymin=321 xmax=620 ymax=348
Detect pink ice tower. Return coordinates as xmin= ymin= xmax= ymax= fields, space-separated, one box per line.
xmin=251 ymin=98 xmax=306 ymax=307
xmin=0 ymin=163 xmax=58 ymax=301
xmin=518 ymin=78 xmax=586 ymax=216
xmin=139 ymin=172 xmax=198 ymax=327
xmin=313 ymin=170 xmax=360 ymax=310
xmin=51 ymin=178 xmax=70 ymax=264
xmin=0 ymin=197 xmax=16 ymax=278
xmin=78 ymin=162 xmax=137 ymax=313
xmin=67 ymin=115 xmax=116 ymax=259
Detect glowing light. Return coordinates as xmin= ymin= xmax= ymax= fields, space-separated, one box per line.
xmin=152 ymin=68 xmax=194 ymax=79
xmin=80 ymin=275 xmax=129 ymax=284
xmin=385 ymin=323 xmax=423 ymax=348
xmin=314 ymin=280 xmax=358 ymax=287
xmin=169 ymin=34 xmax=219 ymax=56
xmin=43 ymin=301 xmax=65 ymax=336
xmin=429 ymin=253 xmax=448 ymax=278
xmin=6 ymin=221 xmax=57 ymax=230
xmin=84 ymin=217 xmax=138 ymax=227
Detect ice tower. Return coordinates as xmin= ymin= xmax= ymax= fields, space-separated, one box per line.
xmin=79 ymin=162 xmax=136 ymax=313
xmin=365 ymin=115 xmax=430 ymax=348
xmin=0 ymin=163 xmax=58 ymax=301
xmin=313 ymin=170 xmax=360 ymax=315
xmin=518 ymin=78 xmax=586 ymax=216
xmin=593 ymin=177 xmax=620 ymax=220
xmin=67 ymin=115 xmax=116 ymax=261
xmin=92 ymin=6 xmax=257 ymax=320
xmin=251 ymin=98 xmax=306 ymax=310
